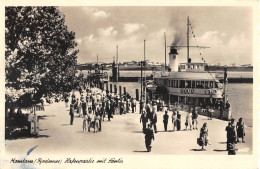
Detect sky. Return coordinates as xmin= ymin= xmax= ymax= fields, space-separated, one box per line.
xmin=59 ymin=6 xmax=253 ymax=65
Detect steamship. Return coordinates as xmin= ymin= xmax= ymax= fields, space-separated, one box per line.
xmin=148 ymin=17 xmax=231 ymax=120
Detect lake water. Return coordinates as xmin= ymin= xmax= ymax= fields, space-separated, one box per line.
xmin=82 ymin=70 xmax=253 ymax=127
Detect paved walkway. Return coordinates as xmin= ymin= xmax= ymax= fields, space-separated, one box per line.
xmin=5 ymin=89 xmax=252 ymax=155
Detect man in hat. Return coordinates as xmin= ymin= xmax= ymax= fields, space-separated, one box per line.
xmin=144 ymin=123 xmax=154 ymax=152
xmin=140 ymin=111 xmax=148 ymax=132
xmin=163 ymin=110 xmax=169 ymax=131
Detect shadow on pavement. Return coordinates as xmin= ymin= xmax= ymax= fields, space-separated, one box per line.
xmin=218 ymin=142 xmax=227 ymax=144
xmin=213 ymin=149 xmax=227 ymax=152
xmin=132 ymin=131 xmax=143 ymax=133
xmin=157 ymin=130 xmax=172 ymax=133
xmin=190 ymin=149 xmax=205 ymax=151
xmin=6 ymin=134 xmax=50 ymax=140
xmin=38 ymin=115 xmax=55 ymax=120
xmin=133 ymin=150 xmax=149 ymax=153
xmin=61 ymin=124 xmax=70 ymax=126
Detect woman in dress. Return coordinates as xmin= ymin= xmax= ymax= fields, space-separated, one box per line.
xmin=236 ymin=118 xmax=245 ymax=143
xmin=171 ymin=110 xmax=177 ymax=131
xmin=199 ymin=123 xmax=208 ymax=150
xmin=185 ymin=112 xmax=193 ymax=131
xmin=176 ymin=111 xmax=181 ymax=131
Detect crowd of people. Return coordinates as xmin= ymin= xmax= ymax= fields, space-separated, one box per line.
xmin=225 ymin=118 xmax=245 ymax=155
xmin=139 ymin=100 xmax=245 ymax=154
xmin=66 ymin=84 xmax=137 ymax=133
xmin=43 ymin=79 xmax=245 ymax=154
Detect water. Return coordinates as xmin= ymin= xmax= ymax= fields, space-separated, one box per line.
xmin=226 ymin=83 xmax=253 ymax=127
xmin=82 ymin=70 xmax=253 ymax=78
xmin=81 ymin=70 xmax=253 ymax=127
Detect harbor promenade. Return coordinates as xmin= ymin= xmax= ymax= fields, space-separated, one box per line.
xmin=5 ymin=88 xmax=252 ymax=155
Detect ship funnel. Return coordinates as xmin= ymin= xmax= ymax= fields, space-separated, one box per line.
xmin=169 ymin=47 xmax=179 ymax=72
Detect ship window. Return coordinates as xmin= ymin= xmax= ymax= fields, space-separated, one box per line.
xmin=186 ymin=80 xmax=191 ymax=88
xmin=180 ymin=80 xmax=185 ymax=88
xmin=205 ymin=81 xmax=210 ymax=89
xmin=215 ymin=82 xmax=218 ymax=88
xmin=210 ymin=81 xmax=214 ymax=88
xmin=192 ymin=81 xmax=196 ymax=88
xmin=201 ymin=81 xmax=205 ymax=88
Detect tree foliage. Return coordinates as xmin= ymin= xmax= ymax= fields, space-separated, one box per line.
xmin=5 ymin=7 xmax=79 ymax=108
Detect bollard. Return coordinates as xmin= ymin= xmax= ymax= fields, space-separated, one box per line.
xmin=110 ymin=84 xmax=113 ymax=93
xmin=114 ymin=85 xmax=117 ymax=94
xmin=103 ymin=83 xmax=105 ymax=91
xmin=123 ymin=87 xmax=126 ymax=95
xmin=136 ymin=89 xmax=139 ymax=101
xmin=119 ymin=86 xmax=122 ymax=97
xmin=106 ymin=83 xmax=109 ymax=92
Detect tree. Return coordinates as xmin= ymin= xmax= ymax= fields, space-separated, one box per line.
xmin=5 ymin=7 xmax=79 ymax=109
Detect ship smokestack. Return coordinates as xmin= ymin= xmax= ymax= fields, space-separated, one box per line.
xmin=169 ymin=46 xmax=179 ymax=72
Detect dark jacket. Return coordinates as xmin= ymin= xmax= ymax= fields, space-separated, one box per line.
xmin=140 ymin=114 xmax=148 ymax=123
xmin=163 ymin=114 xmax=169 ymax=123
xmin=144 ymin=128 xmax=154 ymax=140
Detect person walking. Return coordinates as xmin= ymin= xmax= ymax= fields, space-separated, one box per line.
xmin=226 ymin=118 xmax=237 ymax=152
xmin=98 ymin=109 xmax=102 ymax=131
xmin=120 ymin=100 xmax=124 ymax=115
xmin=171 ymin=110 xmax=177 ymax=131
xmin=156 ymin=98 xmax=160 ymax=112
xmin=207 ymin=107 xmax=213 ymax=120
xmin=69 ymin=104 xmax=74 ymax=125
xmin=65 ymin=96 xmax=69 ymax=108
xmin=151 ymin=112 xmax=157 ymax=133
xmin=87 ymin=109 xmax=92 ymax=132
xmin=145 ymin=102 xmax=152 ymax=121
xmin=176 ymin=111 xmax=181 ymax=131
xmin=163 ymin=110 xmax=169 ymax=131
xmin=92 ymin=98 xmax=96 ymax=115
xmin=126 ymin=99 xmax=129 ymax=113
xmin=198 ymin=123 xmax=208 ymax=151
xmin=140 ymin=111 xmax=148 ymax=132
xmin=151 ymin=102 xmax=157 ymax=122
xmin=106 ymin=101 xmax=112 ymax=121
xmin=82 ymin=101 xmax=87 ymax=132
xmin=192 ymin=107 xmax=198 ymax=130
xmin=236 ymin=118 xmax=245 ymax=143
xmin=185 ymin=112 xmax=193 ymax=131
xmin=219 ymin=99 xmax=224 ymax=119
xmin=131 ymin=98 xmax=135 ymax=113
xmin=144 ymin=123 xmax=154 ymax=152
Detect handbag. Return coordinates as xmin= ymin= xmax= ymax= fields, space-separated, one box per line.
xmin=197 ymin=138 xmax=203 ymax=146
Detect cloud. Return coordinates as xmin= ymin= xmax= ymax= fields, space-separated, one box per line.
xmin=193 ymin=31 xmax=252 ymax=64
xmin=97 ymin=26 xmax=117 ymax=37
xmin=82 ymin=7 xmax=110 ymax=19
xmin=123 ymin=23 xmax=145 ymax=34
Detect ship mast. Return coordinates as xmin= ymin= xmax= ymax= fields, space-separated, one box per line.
xmin=144 ymin=40 xmax=146 ymax=104
xmin=164 ymin=32 xmax=167 ymax=71
xmin=187 ymin=16 xmax=190 ymax=63
xmin=116 ymin=45 xmax=119 ymax=82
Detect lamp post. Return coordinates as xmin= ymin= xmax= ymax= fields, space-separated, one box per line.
xmin=139 ymin=61 xmax=145 ymax=114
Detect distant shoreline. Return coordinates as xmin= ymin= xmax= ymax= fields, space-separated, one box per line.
xmin=77 ymin=67 xmax=253 ymax=72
